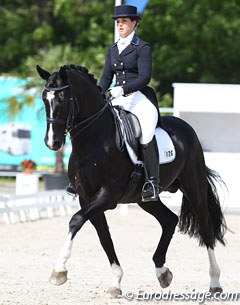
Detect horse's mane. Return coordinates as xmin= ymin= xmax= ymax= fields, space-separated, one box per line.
xmin=61 ymin=64 xmax=102 ymax=92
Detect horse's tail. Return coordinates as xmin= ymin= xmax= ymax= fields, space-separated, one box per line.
xmin=179 ymin=166 xmax=227 ymax=247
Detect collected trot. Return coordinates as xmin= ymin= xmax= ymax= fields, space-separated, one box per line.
xmin=37 ymin=64 xmax=226 ymax=296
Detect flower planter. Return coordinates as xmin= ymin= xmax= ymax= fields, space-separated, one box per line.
xmin=22 ymin=169 xmax=34 ymax=174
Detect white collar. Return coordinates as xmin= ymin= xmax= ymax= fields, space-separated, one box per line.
xmin=118 ymin=31 xmax=135 ymax=45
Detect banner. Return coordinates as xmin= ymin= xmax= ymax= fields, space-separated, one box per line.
xmin=125 ymin=0 xmax=148 ymax=13
xmin=0 ymin=77 xmax=71 ymax=171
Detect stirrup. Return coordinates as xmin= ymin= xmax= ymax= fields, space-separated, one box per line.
xmin=141 ymin=180 xmax=160 ymax=202
xmin=66 ymin=184 xmax=77 ymax=197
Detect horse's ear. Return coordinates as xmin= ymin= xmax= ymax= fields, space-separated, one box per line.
xmin=36 ymin=65 xmax=50 ymax=80
xmin=59 ymin=66 xmax=68 ymax=82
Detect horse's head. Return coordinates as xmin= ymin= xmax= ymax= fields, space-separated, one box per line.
xmin=37 ymin=65 xmax=71 ymax=151
xmin=37 ymin=64 xmax=107 ymax=150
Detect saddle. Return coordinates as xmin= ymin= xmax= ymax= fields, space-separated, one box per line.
xmin=110 ymin=104 xmax=176 ymax=165
xmin=109 ymin=104 xmax=176 ymax=202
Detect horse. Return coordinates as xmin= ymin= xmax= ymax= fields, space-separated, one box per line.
xmin=36 ymin=64 xmax=226 ymax=297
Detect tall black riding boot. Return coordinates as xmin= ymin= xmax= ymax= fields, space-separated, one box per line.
xmin=141 ymin=136 xmax=161 ymax=202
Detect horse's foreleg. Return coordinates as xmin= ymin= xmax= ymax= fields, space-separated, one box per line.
xmin=207 ymin=248 xmax=222 ymax=293
xmin=90 ymin=213 xmax=123 ymax=297
xmin=138 ymin=200 xmax=178 ymax=288
xmin=50 ymin=232 xmax=73 ymax=285
xmin=49 ymin=187 xmax=116 ymax=286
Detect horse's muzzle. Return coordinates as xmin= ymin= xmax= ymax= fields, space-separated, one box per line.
xmin=45 ymin=137 xmax=63 ymax=151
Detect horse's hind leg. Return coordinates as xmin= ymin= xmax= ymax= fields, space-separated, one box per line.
xmin=207 ymin=248 xmax=222 ymax=293
xmin=90 ymin=213 xmax=123 ymax=297
xmin=138 ymin=200 xmax=178 ymax=288
xmin=180 ymin=168 xmax=223 ymax=292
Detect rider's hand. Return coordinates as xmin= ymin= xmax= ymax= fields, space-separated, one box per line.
xmin=110 ymin=86 xmax=124 ymax=98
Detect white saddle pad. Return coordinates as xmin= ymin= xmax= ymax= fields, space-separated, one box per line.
xmin=125 ymin=127 xmax=176 ymax=165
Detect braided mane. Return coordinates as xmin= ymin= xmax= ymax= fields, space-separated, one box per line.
xmin=61 ymin=64 xmax=101 ymax=91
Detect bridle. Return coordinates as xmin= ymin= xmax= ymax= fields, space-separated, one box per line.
xmin=45 ymin=84 xmax=71 ymax=126
xmin=44 ymin=84 xmax=110 ymax=139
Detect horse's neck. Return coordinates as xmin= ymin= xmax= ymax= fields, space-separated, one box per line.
xmin=72 ymin=77 xmax=104 ymax=119
xmin=71 ymin=105 xmax=114 ymax=151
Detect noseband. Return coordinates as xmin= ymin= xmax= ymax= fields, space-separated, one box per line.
xmin=44 ymin=84 xmax=109 ymax=139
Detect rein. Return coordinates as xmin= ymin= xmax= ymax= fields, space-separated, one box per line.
xmin=68 ymin=98 xmax=110 ymax=139
xmin=44 ymin=84 xmax=110 ymax=140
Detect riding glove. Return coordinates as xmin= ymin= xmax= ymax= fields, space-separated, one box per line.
xmin=110 ymin=86 xmax=124 ymax=98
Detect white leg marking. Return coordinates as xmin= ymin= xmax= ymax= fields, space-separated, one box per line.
xmin=46 ymin=91 xmax=55 ymax=148
xmin=207 ymin=248 xmax=221 ymax=288
xmin=156 ymin=265 xmax=168 ymax=278
xmin=54 ymin=233 xmax=74 ymax=272
xmin=111 ymin=263 xmax=123 ymax=289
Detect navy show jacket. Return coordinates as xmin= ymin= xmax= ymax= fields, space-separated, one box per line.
xmin=99 ymin=34 xmax=161 ymax=126
xmin=99 ymin=34 xmax=152 ymax=95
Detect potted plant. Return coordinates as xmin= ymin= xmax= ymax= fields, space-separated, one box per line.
xmin=21 ymin=159 xmax=37 ymax=174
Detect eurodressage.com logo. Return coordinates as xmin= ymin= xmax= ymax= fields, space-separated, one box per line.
xmin=118 ymin=289 xmax=240 ymax=303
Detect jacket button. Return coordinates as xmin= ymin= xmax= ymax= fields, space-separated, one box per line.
xmin=122 ymin=71 xmax=125 ymax=75
xmin=117 ymin=82 xmax=119 ymax=85
xmin=120 ymin=62 xmax=123 ymax=65
xmin=114 ymin=63 xmax=117 ymax=67
xmin=123 ymin=81 xmax=126 ymax=84
xmin=116 ymin=73 xmax=119 ymax=75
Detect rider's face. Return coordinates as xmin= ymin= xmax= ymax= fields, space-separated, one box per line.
xmin=116 ymin=18 xmax=136 ymax=38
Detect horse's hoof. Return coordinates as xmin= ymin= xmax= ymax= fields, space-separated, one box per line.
xmin=209 ymin=287 xmax=223 ymax=294
xmin=107 ymin=287 xmax=122 ymax=298
xmin=49 ymin=269 xmax=68 ymax=285
xmin=158 ymin=269 xmax=173 ymax=288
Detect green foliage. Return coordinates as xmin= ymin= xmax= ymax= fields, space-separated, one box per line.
xmin=1 ymin=0 xmax=240 ymax=108
xmin=2 ymin=94 xmax=35 ymax=120
xmin=141 ymin=0 xmax=240 ymax=101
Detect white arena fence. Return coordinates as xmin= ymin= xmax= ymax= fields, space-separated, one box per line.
xmin=0 ymin=188 xmax=181 ymax=225
xmin=0 ymin=190 xmax=79 ymax=225
xmin=0 ymin=189 xmax=237 ymax=225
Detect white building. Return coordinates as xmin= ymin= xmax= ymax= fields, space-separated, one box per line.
xmin=173 ymin=83 xmax=240 ymax=209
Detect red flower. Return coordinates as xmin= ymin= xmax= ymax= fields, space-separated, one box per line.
xmin=21 ymin=159 xmax=37 ymax=170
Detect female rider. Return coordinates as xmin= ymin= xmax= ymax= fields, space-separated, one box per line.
xmin=99 ymin=5 xmax=161 ymax=202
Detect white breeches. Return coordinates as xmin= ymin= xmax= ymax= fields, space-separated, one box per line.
xmin=112 ymin=91 xmax=158 ymax=144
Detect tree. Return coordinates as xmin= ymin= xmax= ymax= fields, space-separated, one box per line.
xmin=0 ymin=0 xmax=114 ymax=78
xmin=2 ymin=0 xmax=240 ymax=105
xmin=1 ymin=0 xmax=114 ymax=174
xmin=141 ymin=0 xmax=240 ymax=100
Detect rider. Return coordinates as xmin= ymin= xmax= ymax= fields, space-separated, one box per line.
xmin=99 ymin=5 xmax=161 ymax=202
xmin=67 ymin=5 xmax=161 ymax=201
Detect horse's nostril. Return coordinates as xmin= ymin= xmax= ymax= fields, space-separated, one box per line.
xmin=53 ymin=141 xmax=61 ymax=150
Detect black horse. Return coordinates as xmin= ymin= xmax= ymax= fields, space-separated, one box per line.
xmin=37 ymin=64 xmax=226 ymax=296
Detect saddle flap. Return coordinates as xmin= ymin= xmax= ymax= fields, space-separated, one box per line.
xmin=114 ymin=106 xmax=141 ymax=153
xmin=126 ymin=112 xmax=141 ymax=139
